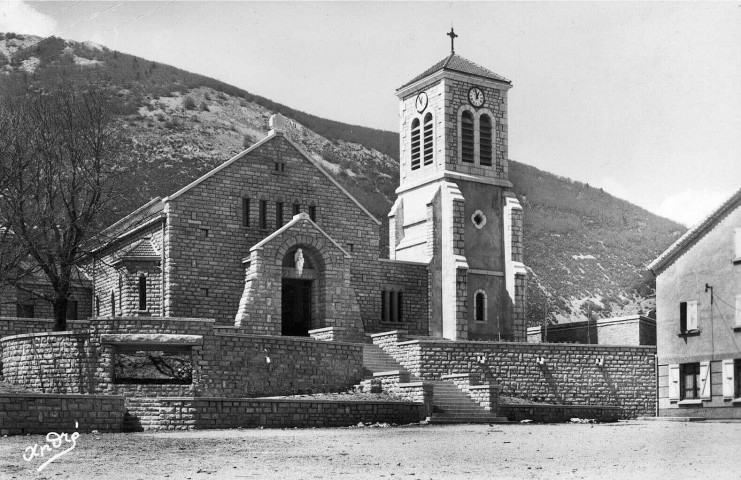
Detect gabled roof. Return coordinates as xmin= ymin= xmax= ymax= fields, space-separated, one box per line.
xmin=398 ymin=53 xmax=511 ymax=90
xmin=250 ymin=212 xmax=351 ymax=258
xmin=648 ymin=187 xmax=741 ymax=274
xmin=164 ymin=129 xmax=381 ymax=225
xmin=97 ymin=197 xmax=165 ymax=243
xmin=118 ymin=239 xmax=160 ymax=260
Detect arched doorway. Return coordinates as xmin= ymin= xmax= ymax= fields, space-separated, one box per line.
xmin=281 ymin=245 xmax=323 ymax=336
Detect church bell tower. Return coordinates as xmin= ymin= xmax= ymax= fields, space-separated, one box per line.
xmin=388 ymin=30 xmax=527 ymax=341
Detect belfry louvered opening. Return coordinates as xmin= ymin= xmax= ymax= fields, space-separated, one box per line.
xmin=461 ymin=111 xmax=474 ymax=163
xmin=411 ymin=118 xmax=421 ymax=170
xmin=480 ymin=114 xmax=492 ymax=166
xmin=423 ymin=113 xmax=434 ymax=165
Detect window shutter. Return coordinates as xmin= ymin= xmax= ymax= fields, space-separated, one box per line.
xmin=668 ymin=364 xmax=680 ymax=401
xmin=735 ymin=295 xmax=741 ymax=327
xmin=699 ymin=361 xmax=711 ymax=399
xmin=722 ymin=359 xmax=735 ymax=399
xmin=735 ymin=227 xmax=741 ymax=258
xmin=687 ymin=301 xmax=698 ymax=330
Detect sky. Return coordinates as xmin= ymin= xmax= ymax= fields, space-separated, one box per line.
xmin=1 ymin=1 xmax=739 ymax=227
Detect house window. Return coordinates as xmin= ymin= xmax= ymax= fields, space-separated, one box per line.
xmin=67 ymin=300 xmax=78 ymax=320
xmin=410 ymin=118 xmax=421 ymax=170
xmin=198 ymin=227 xmax=209 ymax=239
xmin=242 ymin=198 xmax=250 ymax=227
xmin=111 ymin=291 xmax=116 ymax=317
xmin=734 ymin=228 xmax=741 ymax=259
xmin=381 ymin=290 xmax=403 ymax=322
xmin=681 ymin=363 xmax=700 ymax=399
xmin=16 ymin=302 xmax=34 ymax=318
xmin=735 ymin=359 xmax=741 ymax=398
xmin=423 ymin=113 xmax=434 ymax=165
xmin=259 ymin=200 xmax=268 ymax=229
xmin=479 ymin=114 xmax=493 ymax=166
xmin=200 ymin=287 xmax=209 ymax=297
xmin=347 ymin=243 xmax=354 ymax=253
xmin=679 ymin=301 xmax=698 ymax=333
xmin=293 ymin=202 xmax=301 ymax=216
xmin=461 ymin=111 xmax=474 ymax=163
xmin=95 ymin=295 xmax=100 ymax=316
xmin=138 ymin=275 xmax=147 ymax=311
xmin=474 ymin=290 xmax=486 ymax=322
xmin=735 ymin=295 xmax=741 ymax=327
xmin=309 ymin=205 xmax=317 ymax=222
xmin=275 ymin=202 xmax=284 ymax=229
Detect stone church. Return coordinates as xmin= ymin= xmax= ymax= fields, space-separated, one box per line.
xmin=89 ymin=47 xmax=527 ymax=342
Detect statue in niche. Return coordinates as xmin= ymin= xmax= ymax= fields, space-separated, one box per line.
xmin=294 ymin=248 xmax=304 ymax=276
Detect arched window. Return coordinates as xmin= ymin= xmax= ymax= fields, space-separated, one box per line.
xmin=480 ymin=114 xmax=493 ymax=166
xmin=110 ymin=291 xmax=116 ymax=317
xmin=138 ymin=275 xmax=147 ymax=311
xmin=461 ymin=111 xmax=474 ymax=163
xmin=474 ymin=290 xmax=487 ymax=322
xmin=410 ymin=118 xmax=421 ymax=170
xmin=423 ymin=113 xmax=434 ymax=165
xmin=95 ymin=295 xmax=100 ymax=317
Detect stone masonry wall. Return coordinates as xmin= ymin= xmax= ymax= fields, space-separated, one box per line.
xmin=372 ymin=331 xmax=656 ymax=418
xmin=0 ymin=393 xmax=125 ymax=435
xmin=0 ymin=285 xmax=92 ymax=321
xmin=2 ymin=317 xmax=363 ymax=399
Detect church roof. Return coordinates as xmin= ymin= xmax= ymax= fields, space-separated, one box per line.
xmin=648 ymin=187 xmax=741 ymax=274
xmin=399 ymin=53 xmax=511 ymax=90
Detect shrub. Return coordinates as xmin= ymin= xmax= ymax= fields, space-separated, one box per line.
xmin=199 ymin=101 xmax=209 ymax=112
xmin=183 ymin=95 xmax=196 ymax=110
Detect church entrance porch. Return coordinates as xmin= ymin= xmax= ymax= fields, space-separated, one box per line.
xmin=282 ymin=278 xmax=312 ymax=336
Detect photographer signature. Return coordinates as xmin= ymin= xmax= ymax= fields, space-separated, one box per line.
xmin=23 ymin=422 xmax=80 ymax=472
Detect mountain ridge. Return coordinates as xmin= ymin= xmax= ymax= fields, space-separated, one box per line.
xmin=0 ymin=33 xmax=685 ymax=325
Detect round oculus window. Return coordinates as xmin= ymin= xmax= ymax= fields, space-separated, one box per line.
xmin=471 ymin=210 xmax=487 ymax=229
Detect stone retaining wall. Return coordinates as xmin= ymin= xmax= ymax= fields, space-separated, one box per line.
xmin=0 ymin=393 xmax=125 ymax=435
xmin=498 ymin=403 xmax=622 ymax=423
xmin=125 ymin=397 xmax=426 ymax=430
xmin=372 ymin=330 xmax=656 ymax=418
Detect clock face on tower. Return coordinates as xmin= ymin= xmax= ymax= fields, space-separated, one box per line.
xmin=468 ymin=87 xmax=485 ymax=107
xmin=415 ymin=92 xmax=428 ymax=113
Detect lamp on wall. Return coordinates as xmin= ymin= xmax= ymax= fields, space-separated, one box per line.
xmin=476 ymin=354 xmax=487 ymax=365
xmin=536 ymin=356 xmax=546 ymax=366
xmin=595 ymin=355 xmax=605 ymax=367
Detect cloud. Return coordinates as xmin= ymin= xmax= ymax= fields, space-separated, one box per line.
xmin=654 ymin=188 xmax=737 ymax=227
xmin=0 ymin=1 xmax=58 ymax=37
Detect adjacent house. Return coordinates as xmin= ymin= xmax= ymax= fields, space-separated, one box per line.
xmin=649 ymin=188 xmax=741 ymax=418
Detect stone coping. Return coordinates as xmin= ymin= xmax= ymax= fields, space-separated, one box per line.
xmin=468 ymin=385 xmax=499 ymax=391
xmin=307 ymin=326 xmax=345 ymax=334
xmin=369 ymin=330 xmax=407 ymax=338
xmin=100 ymin=334 xmax=204 ymax=345
xmin=393 ymin=338 xmax=657 ymax=351
xmin=397 ymin=382 xmax=428 ymax=388
xmin=88 ymin=317 xmax=216 ymax=323
xmin=440 ymin=373 xmax=475 ymax=380
xmin=1 ymin=331 xmax=89 ymax=343
xmin=373 ymin=370 xmax=406 ymax=377
xmin=500 ymin=403 xmax=622 ymax=410
xmin=377 ymin=258 xmax=428 ymax=266
xmin=156 ymin=396 xmax=422 ymax=405
xmin=212 ymin=331 xmax=362 ymax=348
xmin=0 ymin=393 xmax=125 ymax=400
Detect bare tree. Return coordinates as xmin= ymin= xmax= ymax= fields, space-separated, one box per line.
xmin=0 ymin=83 xmax=131 ymax=331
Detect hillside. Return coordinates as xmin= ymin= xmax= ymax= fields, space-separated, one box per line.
xmin=0 ymin=33 xmax=686 ymax=325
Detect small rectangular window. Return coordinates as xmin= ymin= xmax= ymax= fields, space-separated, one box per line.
xmin=242 ymin=198 xmax=250 ymax=227
xmin=347 ymin=243 xmax=354 ymax=253
xmin=381 ymin=290 xmax=402 ymax=323
xmin=679 ymin=302 xmax=687 ymax=332
xmin=275 ymin=202 xmax=284 ymax=229
xmin=198 ymin=227 xmax=209 ymax=238
xmin=293 ymin=203 xmax=301 ymax=216
xmin=95 ymin=295 xmax=100 ymax=317
xmin=309 ymin=205 xmax=317 ymax=222
xmin=200 ymin=287 xmax=209 ymax=297
xmin=259 ymin=200 xmax=268 ymax=229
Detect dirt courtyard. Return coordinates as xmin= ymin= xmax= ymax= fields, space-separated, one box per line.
xmin=1 ymin=421 xmax=739 ymax=479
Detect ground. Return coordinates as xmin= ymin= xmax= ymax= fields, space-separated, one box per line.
xmin=1 ymin=421 xmax=739 ymax=479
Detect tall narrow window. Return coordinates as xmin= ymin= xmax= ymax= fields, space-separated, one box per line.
xmin=138 ymin=275 xmax=147 ymax=311
xmin=461 ymin=111 xmax=474 ymax=163
xmin=410 ymin=118 xmax=421 ymax=170
xmin=309 ymin=205 xmax=317 ymax=222
xmin=480 ymin=114 xmax=492 ymax=166
xmin=293 ymin=202 xmax=301 ymax=216
xmin=95 ymin=296 xmax=100 ymax=317
xmin=381 ymin=290 xmax=403 ymax=322
xmin=259 ymin=200 xmax=267 ymax=229
xmin=275 ymin=202 xmax=284 ymax=229
xmin=242 ymin=198 xmax=250 ymax=227
xmin=111 ymin=291 xmax=116 ymax=317
xmin=681 ymin=363 xmax=700 ymax=399
xmin=475 ymin=291 xmax=486 ymax=322
xmin=423 ymin=113 xmax=434 ymax=165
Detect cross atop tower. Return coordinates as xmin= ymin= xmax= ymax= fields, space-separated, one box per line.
xmin=447 ymin=28 xmax=458 ymax=54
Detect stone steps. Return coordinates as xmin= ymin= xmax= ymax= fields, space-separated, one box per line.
xmin=428 ymin=381 xmax=508 ymax=424
xmin=362 ymin=344 xmax=409 ymax=379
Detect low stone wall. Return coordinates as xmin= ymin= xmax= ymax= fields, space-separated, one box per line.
xmin=0 ymin=318 xmax=90 ymax=374
xmin=527 ymin=315 xmax=656 ymax=346
xmin=1 ymin=318 xmax=363 ymax=399
xmin=125 ymin=397 xmax=426 ymax=430
xmin=0 ymin=393 xmax=125 ymax=435
xmin=499 ymin=403 xmax=622 ymax=423
xmin=372 ymin=330 xmax=656 ymax=418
